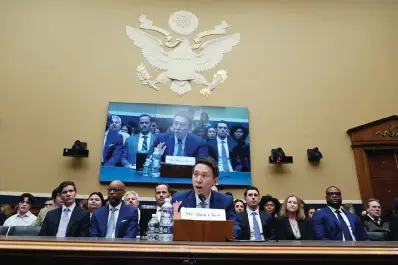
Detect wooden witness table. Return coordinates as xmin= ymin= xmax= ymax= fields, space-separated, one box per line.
xmin=0 ymin=236 xmax=398 ymax=264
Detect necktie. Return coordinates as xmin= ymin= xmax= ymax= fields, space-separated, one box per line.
xmin=252 ymin=212 xmax=262 ymax=240
xmin=374 ymin=217 xmax=380 ymax=225
xmin=335 ymin=210 xmax=353 ymax=241
xmin=56 ymin=208 xmax=70 ymax=237
xmin=142 ymin=135 xmax=148 ymax=151
xmin=106 ymin=208 xmax=118 ymax=238
xmin=200 ymin=200 xmax=206 ymax=208
xmin=176 ymin=138 xmax=183 ymax=156
xmin=221 ymin=141 xmax=230 ymax=172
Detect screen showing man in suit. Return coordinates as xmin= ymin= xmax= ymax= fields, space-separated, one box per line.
xmin=99 ymin=102 xmax=251 ymax=186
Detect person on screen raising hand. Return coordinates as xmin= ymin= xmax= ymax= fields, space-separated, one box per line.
xmin=152 ymin=111 xmax=208 ymax=161
xmin=171 ymin=157 xmax=235 ymax=221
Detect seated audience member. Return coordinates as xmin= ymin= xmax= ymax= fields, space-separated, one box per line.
xmin=307 ymin=208 xmax=317 ymax=220
xmin=234 ymin=186 xmax=273 ymax=240
xmin=79 ymin=199 xmax=88 ymax=210
xmin=39 ymin=181 xmax=90 ymax=237
xmin=87 ymin=192 xmax=105 ymax=219
xmin=152 ymin=111 xmax=209 ymax=161
xmin=4 ymin=193 xmax=37 ymax=226
xmin=234 ymin=199 xmax=245 ymax=214
xmin=1 ymin=204 xmax=14 ymax=218
xmin=171 ymin=157 xmax=235 ymax=221
xmin=124 ymin=191 xmax=140 ymax=209
xmin=205 ymin=126 xmax=217 ymax=141
xmin=121 ymin=114 xmax=155 ymax=168
xmin=312 ymin=186 xmax=368 ymax=241
xmin=207 ymin=121 xmax=250 ymax=172
xmin=90 ymin=180 xmax=138 ymax=238
xmin=259 ymin=195 xmax=280 ymax=218
xmin=154 ymin=183 xmax=171 ymax=221
xmin=0 ymin=208 xmax=6 ymax=226
xmin=390 ymin=197 xmax=398 ymax=240
xmin=102 ymin=115 xmax=124 ymax=166
xmin=44 ymin=197 xmax=54 ymax=209
xmin=33 ymin=187 xmax=63 ymax=226
xmin=362 ymin=199 xmax=389 ymax=233
xmin=343 ymin=203 xmax=356 ymax=214
xmin=273 ymin=195 xmax=314 ymax=240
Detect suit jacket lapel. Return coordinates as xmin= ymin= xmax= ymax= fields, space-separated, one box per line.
xmin=183 ymin=190 xmax=197 ymax=208
xmin=325 ymin=207 xmax=341 ymax=229
xmin=184 ymin=134 xmax=194 ymax=157
xmin=133 ymin=134 xmax=139 ymax=151
xmin=54 ymin=208 xmax=62 ymax=228
xmin=167 ymin=134 xmax=175 ymax=155
xmin=66 ymin=207 xmax=79 ymax=235
xmin=102 ymin=205 xmax=110 ymax=237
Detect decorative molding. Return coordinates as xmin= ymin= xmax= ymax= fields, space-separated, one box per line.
xmin=125 ymin=10 xmax=240 ymax=96
xmin=375 ymin=125 xmax=398 ymax=138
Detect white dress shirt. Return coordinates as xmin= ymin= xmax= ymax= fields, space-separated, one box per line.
xmin=216 ymin=137 xmax=233 ymax=172
xmin=156 ymin=206 xmax=162 ymax=221
xmin=367 ymin=213 xmax=381 ymax=226
xmin=4 ymin=211 xmax=36 ymax=226
xmin=289 ymin=219 xmax=301 ymax=239
xmin=195 ymin=193 xmax=211 ymax=208
xmin=328 ymin=206 xmax=356 ymax=241
xmin=137 ymin=133 xmax=152 ymax=152
xmin=108 ymin=202 xmax=122 ymax=238
xmin=246 ymin=207 xmax=264 ymax=240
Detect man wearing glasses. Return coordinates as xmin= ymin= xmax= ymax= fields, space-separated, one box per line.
xmin=312 ymin=186 xmax=368 ymax=241
xmin=90 ymin=180 xmax=138 ymax=238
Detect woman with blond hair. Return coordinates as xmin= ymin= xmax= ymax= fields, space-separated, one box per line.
xmin=273 ymin=195 xmax=313 ymax=240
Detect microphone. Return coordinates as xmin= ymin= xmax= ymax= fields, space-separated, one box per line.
xmin=198 ymin=193 xmax=206 ymax=203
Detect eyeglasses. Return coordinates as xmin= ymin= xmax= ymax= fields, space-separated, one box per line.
xmin=107 ymin=188 xmax=123 ymax=193
xmin=326 ymin=192 xmax=341 ymax=196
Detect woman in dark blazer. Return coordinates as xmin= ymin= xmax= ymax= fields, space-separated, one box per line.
xmin=273 ymin=195 xmax=313 ymax=240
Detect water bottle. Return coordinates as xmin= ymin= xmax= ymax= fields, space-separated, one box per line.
xmin=142 ymin=158 xmax=152 ymax=177
xmin=151 ymin=148 xmax=161 ymax=178
xmin=147 ymin=213 xmax=159 ymax=241
xmin=159 ymin=198 xmax=174 ymax=241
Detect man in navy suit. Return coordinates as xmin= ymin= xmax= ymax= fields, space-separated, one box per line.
xmin=122 ymin=114 xmax=155 ymax=168
xmin=90 ymin=180 xmax=138 ymax=238
xmin=102 ymin=115 xmax=124 ymax=166
xmin=152 ymin=111 xmax=208 ymax=161
xmin=234 ymin=186 xmax=274 ymax=240
xmin=39 ymin=181 xmax=90 ymax=237
xmin=312 ymin=186 xmax=368 ymax=241
xmin=171 ymin=157 xmax=235 ymax=221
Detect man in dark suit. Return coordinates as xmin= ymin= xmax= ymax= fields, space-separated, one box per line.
xmin=171 ymin=157 xmax=235 ymax=221
xmin=312 ymin=186 xmax=368 ymax=241
xmin=152 ymin=111 xmax=208 ymax=161
xmin=234 ymin=186 xmax=273 ymax=240
xmin=90 ymin=180 xmax=138 ymax=238
xmin=39 ymin=181 xmax=90 ymax=237
xmin=361 ymin=199 xmax=390 ymax=233
xmin=122 ymin=114 xmax=155 ymax=168
xmin=207 ymin=121 xmax=249 ymax=172
xmin=102 ymin=115 xmax=124 ymax=166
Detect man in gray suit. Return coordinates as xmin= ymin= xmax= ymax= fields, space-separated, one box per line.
xmin=122 ymin=114 xmax=155 ymax=168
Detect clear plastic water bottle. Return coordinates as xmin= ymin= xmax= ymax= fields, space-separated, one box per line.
xmin=147 ymin=213 xmax=159 ymax=241
xmin=159 ymin=198 xmax=173 ymax=242
xmin=151 ymin=148 xmax=161 ymax=178
xmin=142 ymin=158 xmax=152 ymax=177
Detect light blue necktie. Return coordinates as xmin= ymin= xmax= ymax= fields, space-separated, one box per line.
xmin=106 ymin=208 xmax=118 ymax=238
xmin=221 ymin=141 xmax=230 ymax=172
xmin=176 ymin=138 xmax=183 ymax=156
xmin=252 ymin=212 xmax=262 ymax=240
xmin=56 ymin=208 xmax=70 ymax=237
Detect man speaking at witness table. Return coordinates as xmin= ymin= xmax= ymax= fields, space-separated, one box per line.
xmin=171 ymin=157 xmax=235 ymax=221
xmin=90 ymin=180 xmax=138 ymax=238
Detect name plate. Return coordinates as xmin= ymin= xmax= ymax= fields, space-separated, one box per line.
xmin=165 ymin=155 xmax=195 ymax=166
xmin=180 ymin=207 xmax=226 ymax=221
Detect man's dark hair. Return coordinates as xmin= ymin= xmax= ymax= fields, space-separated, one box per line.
xmin=194 ymin=157 xmax=219 ymax=178
xmin=155 ymin=183 xmax=170 ymax=193
xmin=18 ymin=193 xmax=35 ymax=205
xmin=51 ymin=187 xmax=60 ymax=200
xmin=217 ymin=120 xmax=228 ymax=128
xmin=58 ymin=181 xmax=77 ymax=193
xmin=244 ymin=186 xmax=260 ymax=197
xmin=45 ymin=197 xmax=53 ymax=201
xmin=174 ymin=111 xmax=193 ymax=127
xmin=139 ymin=114 xmax=152 ymax=120
xmin=325 ymin=185 xmax=340 ymax=194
